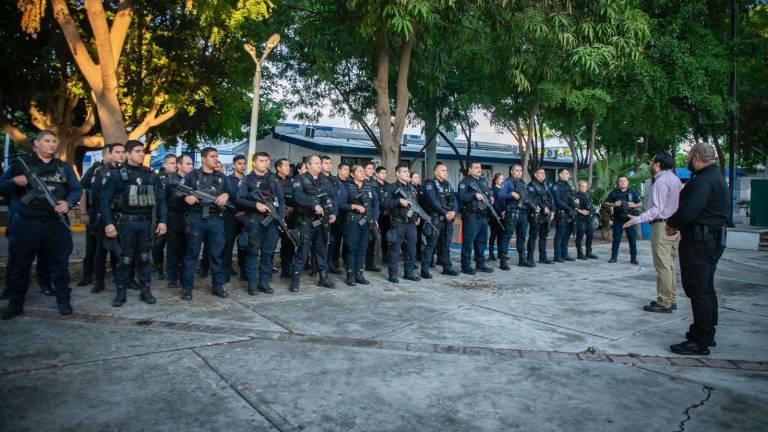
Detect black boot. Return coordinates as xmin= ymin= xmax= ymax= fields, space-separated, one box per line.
xmin=181 ymin=289 xmax=193 ymax=301
xmin=476 ymin=264 xmax=494 ymax=273
xmin=57 ymin=300 xmax=73 ymax=316
xmin=539 ymin=255 xmax=553 ymax=264
xmin=365 ymin=264 xmax=381 ymax=272
xmin=1 ymin=302 xmax=24 ymax=320
xmin=488 ymin=249 xmax=496 ymax=261
xmin=577 ymin=251 xmax=587 ymax=260
xmin=139 ymin=286 xmax=157 ymax=304
xmin=442 ymin=267 xmax=458 ymax=276
xmin=355 ymin=271 xmax=370 ymax=285
xmin=403 ymin=272 xmax=421 ymax=281
xmin=290 ymin=275 xmax=301 ymax=292
xmin=420 ymin=267 xmax=433 ymax=279
xmin=319 ymin=271 xmax=336 ymax=288
xmin=76 ymin=278 xmax=92 ymax=287
xmin=586 ymin=251 xmax=598 ymax=259
xmin=346 ymin=271 xmax=357 ymax=286
xmin=526 ymin=253 xmax=537 ymax=267
xmin=499 ymin=256 xmax=510 ymax=271
xmin=212 ymin=285 xmax=229 ymax=298
xmin=328 ymin=264 xmax=343 ymax=275
xmin=259 ymin=282 xmax=274 ymax=294
xmin=247 ymin=285 xmax=259 ymax=296
xmin=90 ymin=280 xmax=106 ymax=294
xmin=112 ymin=286 xmax=127 ymax=307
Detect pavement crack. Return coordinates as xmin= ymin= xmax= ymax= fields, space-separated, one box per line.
xmin=368 ymin=309 xmax=456 ymax=339
xmin=720 ymin=306 xmax=768 ymax=318
xmin=472 ymin=304 xmax=612 ymax=340
xmin=674 ymin=386 xmax=713 ymax=432
xmin=233 ymin=299 xmax=296 ymax=333
xmin=191 ymin=348 xmax=301 ymax=432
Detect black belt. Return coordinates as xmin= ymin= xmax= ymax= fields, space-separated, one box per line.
xmin=651 ymin=218 xmax=666 ymax=224
xmin=18 ymin=214 xmax=63 ymax=224
xmin=117 ymin=214 xmax=152 ymax=222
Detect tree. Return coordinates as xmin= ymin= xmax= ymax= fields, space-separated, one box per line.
xmin=7 ymin=0 xmax=275 ymax=169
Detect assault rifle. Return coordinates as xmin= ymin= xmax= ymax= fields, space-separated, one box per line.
xmin=394 ymin=187 xmax=439 ymax=236
xmin=177 ymin=184 xmax=235 ymax=218
xmin=17 ymin=157 xmax=69 ymax=228
xmin=253 ymin=192 xmax=298 ymax=248
xmin=468 ymin=180 xmax=504 ymax=230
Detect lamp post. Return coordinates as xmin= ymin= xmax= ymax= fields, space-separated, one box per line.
xmin=244 ymin=33 xmax=280 ymax=172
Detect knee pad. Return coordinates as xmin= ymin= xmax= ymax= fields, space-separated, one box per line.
xmin=121 ymin=255 xmax=134 ymax=266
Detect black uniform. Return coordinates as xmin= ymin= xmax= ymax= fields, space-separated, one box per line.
xmin=100 ymin=163 xmax=167 ymax=306
xmin=366 ymin=178 xmax=386 ymax=270
xmin=527 ymin=178 xmax=554 ymax=264
xmin=667 ymin=164 xmax=729 ymax=348
xmin=163 ymin=171 xmax=186 ymax=286
xmin=383 ymin=180 xmax=420 ymax=281
xmin=79 ymin=161 xmax=107 ymax=285
xmin=1 ymin=155 xmax=82 ymax=318
xmin=574 ymin=191 xmax=597 ymax=259
xmin=277 ymin=173 xmax=296 ymax=278
xmin=422 ymin=177 xmax=458 ymax=275
xmin=327 ymin=174 xmax=346 ymax=273
xmin=552 ymin=179 xmax=577 ymax=261
xmin=498 ymin=177 xmax=537 ymax=266
xmin=150 ymin=168 xmax=171 ymax=277
xmin=338 ymin=179 xmax=379 ymax=285
xmin=290 ymin=172 xmax=338 ymax=290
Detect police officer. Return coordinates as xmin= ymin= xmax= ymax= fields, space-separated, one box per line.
xmin=383 ymin=164 xmax=421 ymax=283
xmin=552 ymin=169 xmax=577 ymax=263
xmin=421 ymin=162 xmax=459 ymax=278
xmin=339 ymin=164 xmax=379 ymax=285
xmin=290 ymin=154 xmax=338 ymax=291
xmin=498 ymin=164 xmax=537 ymax=269
xmin=237 ymin=152 xmax=284 ymax=295
xmin=178 ymin=147 xmax=234 ymax=300
xmin=100 ymin=140 xmax=167 ymax=307
xmin=329 ymin=163 xmax=350 ymax=274
xmin=77 ymin=145 xmax=112 ymax=287
xmin=374 ymin=166 xmax=391 ymax=265
xmin=527 ymin=167 xmax=555 ymax=265
xmin=666 ymin=143 xmax=729 ymax=356
xmin=91 ymin=143 xmax=126 ymax=293
xmin=458 ymin=162 xmax=495 ymax=275
xmin=1 ymin=130 xmax=82 ymax=319
xmin=166 ymin=154 xmax=193 ymax=288
xmin=363 ymin=162 xmax=382 ymax=273
xmin=574 ymin=181 xmax=598 ymax=260
xmin=411 ymin=172 xmax=426 ymax=262
xmin=151 ymin=154 xmax=177 ymax=280
xmin=223 ymin=155 xmax=247 ymax=282
xmin=605 ymin=175 xmax=642 ymax=264
xmin=275 ymin=158 xmax=296 ymax=278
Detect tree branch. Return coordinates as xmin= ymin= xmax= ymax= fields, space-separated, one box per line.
xmin=2 ymin=124 xmax=31 ymax=148
xmin=110 ymin=0 xmax=134 ymax=66
xmin=76 ymin=134 xmax=105 ymax=149
xmin=29 ymin=105 xmax=53 ymax=131
xmin=85 ymin=0 xmax=119 ymax=94
xmin=74 ymin=104 xmax=97 ymax=136
xmin=51 ymin=0 xmax=101 ymax=91
xmin=127 ymin=101 xmax=179 ymax=140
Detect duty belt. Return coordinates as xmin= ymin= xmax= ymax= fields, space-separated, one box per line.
xmin=116 ymin=214 xmax=152 ymax=222
xmin=651 ymin=218 xmax=666 ymax=224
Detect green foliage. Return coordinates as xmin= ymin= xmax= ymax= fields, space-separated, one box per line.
xmin=580 ymin=156 xmax=650 ymax=204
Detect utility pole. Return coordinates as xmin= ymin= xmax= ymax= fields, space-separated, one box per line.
xmin=728 ymin=0 xmax=737 ymax=225
xmin=244 ymin=34 xmax=280 ymax=172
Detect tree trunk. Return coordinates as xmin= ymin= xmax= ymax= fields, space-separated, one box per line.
xmin=567 ymin=120 xmax=578 ymax=182
xmin=373 ymin=28 xmax=414 ymax=182
xmin=587 ymin=117 xmax=596 ymax=186
xmin=423 ymin=110 xmax=438 ymax=176
xmin=52 ymin=0 xmax=133 ymax=143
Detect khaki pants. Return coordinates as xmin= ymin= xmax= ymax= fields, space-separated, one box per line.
xmin=651 ymin=223 xmax=680 ymax=307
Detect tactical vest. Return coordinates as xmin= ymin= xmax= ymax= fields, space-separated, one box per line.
xmin=460 ymin=177 xmax=490 ymax=216
xmin=391 ymin=182 xmax=418 ymax=224
xmin=553 ymin=180 xmax=574 ymax=212
xmin=245 ymin=173 xmax=279 ymax=214
xmin=431 ymin=178 xmax=455 ymax=215
xmin=277 ymin=175 xmax=293 ymax=206
xmin=504 ymin=179 xmax=528 ymax=212
xmin=164 ymin=172 xmax=183 ymax=212
xmin=575 ymin=192 xmax=594 ymax=221
xmin=296 ymin=173 xmax=331 ymax=220
xmin=612 ymin=188 xmax=639 ymax=219
xmin=348 ymin=181 xmax=374 ymax=222
xmin=20 ymin=157 xmax=69 ymax=212
xmin=113 ymin=166 xmax=155 ymax=213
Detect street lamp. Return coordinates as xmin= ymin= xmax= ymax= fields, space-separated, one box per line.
xmin=244 ymin=33 xmax=280 ymax=172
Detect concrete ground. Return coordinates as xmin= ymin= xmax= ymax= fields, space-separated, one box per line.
xmin=1 ymin=239 xmax=767 ymax=431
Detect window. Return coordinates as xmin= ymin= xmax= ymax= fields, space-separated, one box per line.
xmin=341 ymin=156 xmax=372 ymax=167
xmin=481 ymin=164 xmax=494 ymax=180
